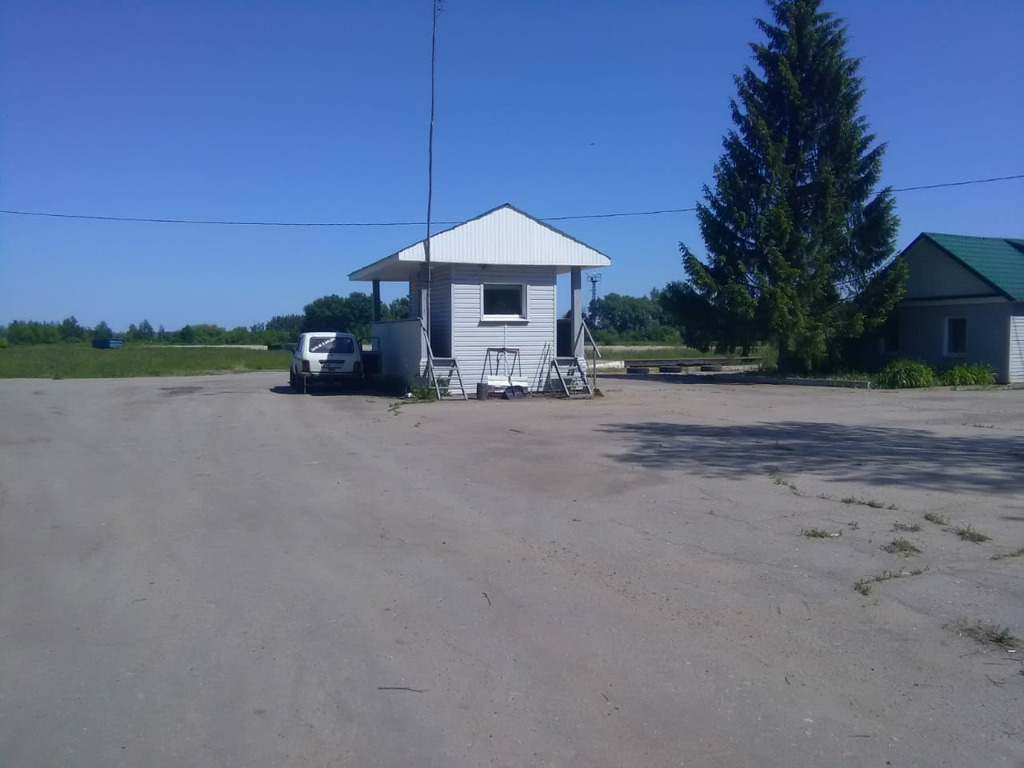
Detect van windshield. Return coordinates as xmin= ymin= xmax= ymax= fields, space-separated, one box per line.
xmin=308 ymin=336 xmax=356 ymax=354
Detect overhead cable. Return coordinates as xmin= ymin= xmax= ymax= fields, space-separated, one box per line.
xmin=1 ymin=173 xmax=1020 ymax=228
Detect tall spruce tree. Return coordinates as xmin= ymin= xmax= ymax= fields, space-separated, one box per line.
xmin=681 ymin=0 xmax=905 ymax=374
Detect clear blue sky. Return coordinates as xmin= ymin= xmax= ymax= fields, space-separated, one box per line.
xmin=1 ymin=0 xmax=1021 ymax=331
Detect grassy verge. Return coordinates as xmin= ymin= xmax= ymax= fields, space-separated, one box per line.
xmin=599 ymin=345 xmax=775 ymax=362
xmin=743 ymin=368 xmax=872 ymax=382
xmin=0 ymin=345 xmax=291 ymax=379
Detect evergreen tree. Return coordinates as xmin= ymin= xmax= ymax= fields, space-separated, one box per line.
xmin=680 ymin=0 xmax=905 ymax=373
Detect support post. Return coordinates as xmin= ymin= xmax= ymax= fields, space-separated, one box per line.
xmin=372 ymin=280 xmax=381 ymax=322
xmin=570 ymin=267 xmax=583 ymax=359
xmin=417 ymin=266 xmax=429 ymax=324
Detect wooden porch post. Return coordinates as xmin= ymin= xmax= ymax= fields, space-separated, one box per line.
xmin=372 ymin=280 xmax=381 ymax=321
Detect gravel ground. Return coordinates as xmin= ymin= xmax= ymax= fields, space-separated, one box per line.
xmin=1 ymin=372 xmax=1022 ymax=767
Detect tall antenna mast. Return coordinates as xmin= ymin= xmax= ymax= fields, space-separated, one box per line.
xmin=587 ymin=272 xmax=602 ymax=312
xmin=423 ymin=0 xmax=443 ymax=337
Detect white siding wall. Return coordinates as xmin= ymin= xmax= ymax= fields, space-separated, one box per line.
xmin=905 ymin=240 xmax=998 ymax=299
xmin=450 ymin=264 xmax=557 ymax=390
xmin=1010 ymin=311 xmax=1024 ymax=383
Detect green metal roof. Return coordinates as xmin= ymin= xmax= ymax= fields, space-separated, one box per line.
xmin=922 ymin=233 xmax=1024 ymax=301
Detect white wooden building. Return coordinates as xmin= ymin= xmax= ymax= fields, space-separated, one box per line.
xmin=349 ymin=204 xmax=611 ymax=396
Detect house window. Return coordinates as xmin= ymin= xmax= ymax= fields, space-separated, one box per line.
xmin=945 ymin=317 xmax=967 ymax=356
xmin=482 ymin=283 xmax=527 ymax=320
xmin=879 ymin=317 xmax=900 ymax=354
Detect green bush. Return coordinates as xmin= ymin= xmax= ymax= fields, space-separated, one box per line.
xmin=410 ymin=382 xmax=437 ymax=401
xmin=872 ymin=360 xmax=939 ymax=389
xmin=939 ymin=363 xmax=995 ymax=386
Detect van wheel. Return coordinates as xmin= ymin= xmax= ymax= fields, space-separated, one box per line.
xmin=289 ymin=370 xmax=299 ymax=391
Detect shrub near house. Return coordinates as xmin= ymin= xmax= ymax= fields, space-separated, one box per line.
xmin=872 ymin=359 xmax=995 ymax=389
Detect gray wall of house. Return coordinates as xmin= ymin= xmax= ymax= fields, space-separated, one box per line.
xmin=370 ymin=318 xmax=425 ymax=384
xmin=449 ymin=264 xmax=557 ymax=391
xmin=904 ymin=239 xmax=999 ymax=299
xmin=896 ymin=301 xmax=1011 ymax=382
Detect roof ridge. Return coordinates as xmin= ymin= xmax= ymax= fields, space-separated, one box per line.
xmin=925 ymin=232 xmax=1023 ymax=243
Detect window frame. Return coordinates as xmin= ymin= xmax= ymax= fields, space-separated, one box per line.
xmin=480 ymin=282 xmax=529 ymax=322
xmin=944 ymin=317 xmax=967 ymax=357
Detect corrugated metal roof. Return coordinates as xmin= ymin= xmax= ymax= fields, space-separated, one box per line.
xmin=350 ymin=204 xmax=611 ymax=282
xmin=922 ymin=233 xmax=1024 ymax=300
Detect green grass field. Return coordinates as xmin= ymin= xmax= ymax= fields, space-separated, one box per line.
xmin=0 ymin=345 xmax=291 ymax=379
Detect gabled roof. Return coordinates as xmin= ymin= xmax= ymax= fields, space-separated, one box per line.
xmin=349 ymin=203 xmax=611 ymax=282
xmin=911 ymin=233 xmax=1024 ymax=301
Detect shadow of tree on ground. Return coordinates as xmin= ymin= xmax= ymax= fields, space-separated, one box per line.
xmin=598 ymin=421 xmax=1024 ymax=495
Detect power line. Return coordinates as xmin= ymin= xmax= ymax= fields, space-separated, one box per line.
xmin=0 ymin=210 xmax=448 ymax=227
xmin=0 ymin=173 xmax=1020 ymax=228
xmin=544 ymin=207 xmax=697 ymax=222
xmin=891 ymin=173 xmax=1024 ymax=192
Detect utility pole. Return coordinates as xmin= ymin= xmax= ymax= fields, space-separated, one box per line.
xmin=423 ymin=0 xmax=443 ymax=338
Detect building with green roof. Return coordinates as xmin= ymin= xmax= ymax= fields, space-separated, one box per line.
xmin=873 ymin=233 xmax=1024 ymax=383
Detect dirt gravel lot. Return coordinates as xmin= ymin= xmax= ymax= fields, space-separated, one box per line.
xmin=2 ymin=373 xmax=1022 ymax=767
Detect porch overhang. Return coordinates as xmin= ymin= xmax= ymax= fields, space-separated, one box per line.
xmin=348 ymin=246 xmax=609 ymax=282
xmin=349 ymin=252 xmax=423 ymax=282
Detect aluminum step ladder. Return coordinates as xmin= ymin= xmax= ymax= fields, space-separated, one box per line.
xmin=550 ymin=356 xmax=592 ymax=398
xmin=420 ymin=320 xmax=468 ymax=400
xmin=426 ymin=356 xmax=468 ymax=400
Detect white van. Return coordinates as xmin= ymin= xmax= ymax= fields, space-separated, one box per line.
xmin=290 ymin=332 xmax=363 ymax=391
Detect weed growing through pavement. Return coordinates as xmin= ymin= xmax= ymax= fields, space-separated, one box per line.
xmin=949 ymin=620 xmax=1019 ymax=649
xmin=923 ymin=512 xmax=949 ymax=526
xmin=853 ymin=567 xmax=928 ymax=596
xmin=769 ymin=469 xmax=799 ymax=494
xmin=801 ymin=528 xmax=835 ymax=539
xmin=840 ymin=496 xmax=897 ymax=510
xmin=953 ymin=525 xmax=991 ymax=543
xmin=892 ymin=522 xmax=922 ymax=532
xmin=882 ymin=537 xmax=921 ymax=556
xmin=991 ymin=547 xmax=1024 ymax=561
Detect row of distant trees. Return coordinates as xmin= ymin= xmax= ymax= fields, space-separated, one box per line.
xmin=0 ymin=294 xmax=411 ymax=348
xmin=584 ymin=290 xmax=681 ymax=345
xmin=0 ymin=288 xmax=690 ymax=349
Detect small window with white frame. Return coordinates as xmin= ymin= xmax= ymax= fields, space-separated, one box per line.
xmin=482 ymin=283 xmax=527 ymax=320
xmin=945 ymin=317 xmax=967 ymax=356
